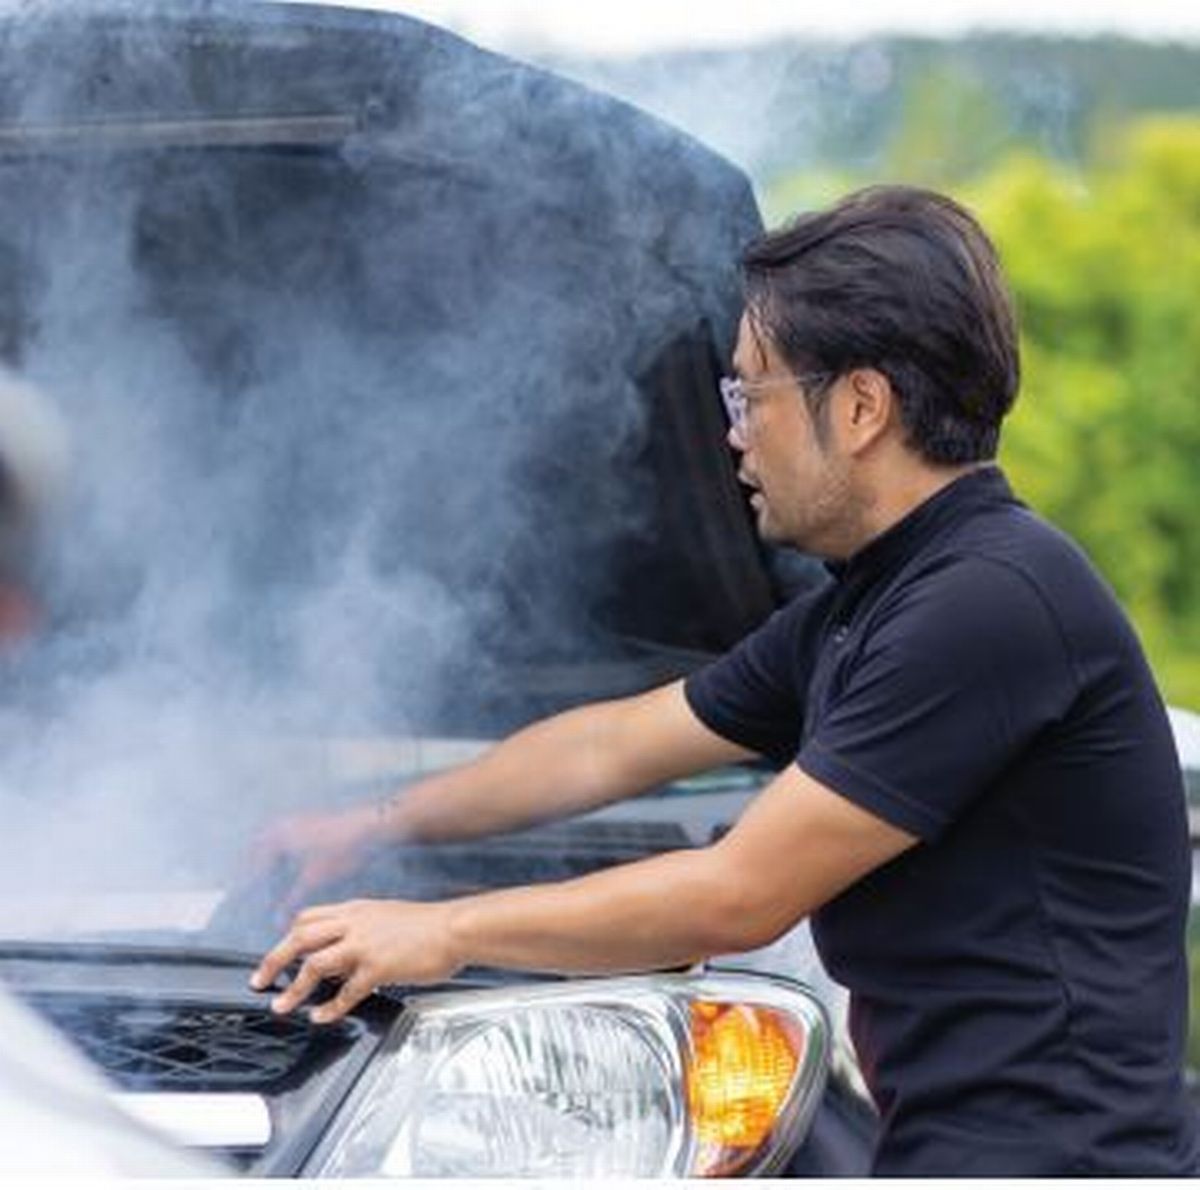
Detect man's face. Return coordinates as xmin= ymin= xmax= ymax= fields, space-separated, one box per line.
xmin=728 ymin=313 xmax=856 ymax=557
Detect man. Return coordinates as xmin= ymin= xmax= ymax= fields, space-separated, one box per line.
xmin=250 ymin=185 xmax=1199 ymax=1175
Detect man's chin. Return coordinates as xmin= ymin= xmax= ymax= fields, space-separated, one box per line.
xmin=751 ymin=501 xmax=787 ymax=546
xmin=751 ymin=499 xmax=807 ymax=550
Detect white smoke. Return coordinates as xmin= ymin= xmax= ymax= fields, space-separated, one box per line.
xmin=0 ymin=1 xmax=755 ymax=919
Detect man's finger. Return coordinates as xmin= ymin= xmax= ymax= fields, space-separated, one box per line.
xmin=244 ymin=818 xmax=312 ymax=871
xmin=249 ymin=936 xmax=303 ymax=992
xmin=269 ymin=944 xmax=350 ymax=1016
xmin=248 ymin=915 xmax=343 ymax=991
xmin=310 ymin=969 xmax=377 ymax=1025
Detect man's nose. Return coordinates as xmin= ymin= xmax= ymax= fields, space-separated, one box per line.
xmin=726 ymin=421 xmax=746 ymax=452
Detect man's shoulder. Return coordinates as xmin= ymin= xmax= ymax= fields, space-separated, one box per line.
xmin=946 ymin=494 xmax=1082 ymax=564
xmin=889 ymin=502 xmax=1143 ymax=684
xmin=931 ymin=501 xmax=1120 ymax=622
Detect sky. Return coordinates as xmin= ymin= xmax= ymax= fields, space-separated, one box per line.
xmin=297 ymin=1 xmax=1200 ymax=55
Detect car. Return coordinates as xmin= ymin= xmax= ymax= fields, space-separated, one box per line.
xmin=0 ymin=0 xmax=874 ymax=1176
xmin=0 ymin=2 xmax=1194 ymax=1177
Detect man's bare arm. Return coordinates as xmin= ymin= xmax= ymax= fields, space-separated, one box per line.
xmin=252 ymin=761 xmax=918 ymax=1021
xmin=378 ymin=678 xmax=754 ymax=843
xmin=248 ymin=681 xmax=754 ymax=907
xmin=441 ymin=762 xmax=917 ymax=973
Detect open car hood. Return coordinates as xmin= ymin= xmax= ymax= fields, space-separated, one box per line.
xmin=0 ymin=0 xmax=792 ymax=737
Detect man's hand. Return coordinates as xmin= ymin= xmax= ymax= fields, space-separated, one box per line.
xmin=244 ymin=805 xmax=381 ymax=917
xmin=248 ymin=899 xmax=462 ymax=1024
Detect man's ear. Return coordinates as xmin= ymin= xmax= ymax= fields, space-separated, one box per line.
xmin=841 ymin=367 xmax=895 ymax=450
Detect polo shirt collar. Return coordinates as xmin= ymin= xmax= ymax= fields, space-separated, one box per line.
xmin=825 ymin=465 xmax=1016 ymax=597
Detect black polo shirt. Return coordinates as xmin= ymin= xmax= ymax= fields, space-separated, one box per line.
xmin=685 ymin=466 xmax=1199 ymax=1175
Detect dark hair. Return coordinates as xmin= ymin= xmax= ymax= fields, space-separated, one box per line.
xmin=741 ymin=185 xmax=1020 ymax=464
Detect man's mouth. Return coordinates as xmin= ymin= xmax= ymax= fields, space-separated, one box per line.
xmin=738 ymin=472 xmax=765 ymax=513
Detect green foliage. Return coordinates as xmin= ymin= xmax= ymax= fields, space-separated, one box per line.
xmin=766 ymin=114 xmax=1200 ymax=710
xmin=969 ymin=121 xmax=1200 ymax=709
xmin=884 ymin=65 xmax=1017 ymax=185
xmin=760 ymin=168 xmax=861 ymax=228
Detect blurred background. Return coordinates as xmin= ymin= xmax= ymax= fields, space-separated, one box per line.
xmin=335 ymin=0 xmax=1200 ymax=713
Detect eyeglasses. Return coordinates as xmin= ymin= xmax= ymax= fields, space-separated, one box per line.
xmin=718 ymin=372 xmax=832 ymax=435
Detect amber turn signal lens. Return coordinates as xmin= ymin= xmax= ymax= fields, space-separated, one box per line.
xmin=686 ymin=1000 xmax=802 ymax=1175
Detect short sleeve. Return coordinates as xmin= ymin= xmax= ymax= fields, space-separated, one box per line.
xmin=685 ymin=581 xmax=833 ymax=763
xmin=797 ymin=557 xmax=1079 ymax=841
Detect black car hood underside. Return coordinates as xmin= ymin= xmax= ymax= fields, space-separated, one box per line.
xmin=0 ymin=0 xmax=793 ymax=735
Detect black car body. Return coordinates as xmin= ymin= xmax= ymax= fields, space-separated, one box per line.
xmin=0 ymin=0 xmax=876 ymax=1176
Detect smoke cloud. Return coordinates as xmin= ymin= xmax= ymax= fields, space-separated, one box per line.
xmin=0 ymin=1 xmax=758 ymax=918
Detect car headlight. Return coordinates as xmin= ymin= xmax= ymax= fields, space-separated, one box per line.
xmin=305 ymin=970 xmax=829 ymax=1178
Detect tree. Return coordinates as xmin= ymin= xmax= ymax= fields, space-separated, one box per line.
xmin=969 ymin=118 xmax=1200 ymax=706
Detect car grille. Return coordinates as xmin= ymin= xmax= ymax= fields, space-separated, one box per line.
xmin=26 ymin=995 xmax=356 ymax=1092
